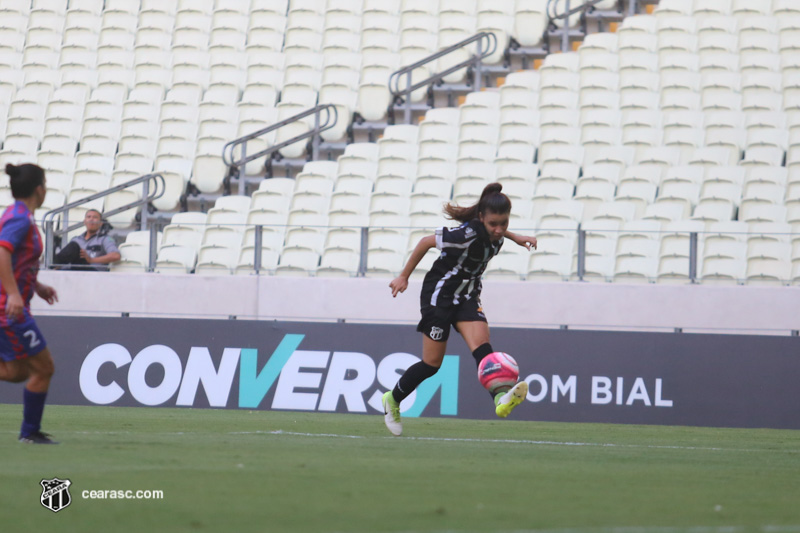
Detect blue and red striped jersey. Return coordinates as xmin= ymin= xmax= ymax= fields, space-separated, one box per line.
xmin=0 ymin=201 xmax=42 ymax=310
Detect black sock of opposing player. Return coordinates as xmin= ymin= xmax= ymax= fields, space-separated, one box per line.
xmin=392 ymin=362 xmax=439 ymax=403
xmin=472 ymin=343 xmax=494 ymax=368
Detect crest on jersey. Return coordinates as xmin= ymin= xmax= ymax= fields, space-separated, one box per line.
xmin=40 ymin=478 xmax=72 ymax=513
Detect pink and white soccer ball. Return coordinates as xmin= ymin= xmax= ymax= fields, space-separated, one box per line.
xmin=477 ymin=352 xmax=519 ymax=395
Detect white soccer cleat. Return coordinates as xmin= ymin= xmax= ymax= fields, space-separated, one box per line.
xmin=495 ymin=381 xmax=528 ymax=418
xmin=382 ymin=391 xmax=403 ymax=436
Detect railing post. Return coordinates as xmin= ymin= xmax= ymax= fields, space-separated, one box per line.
xmin=474 ymin=54 xmax=483 ymax=91
xmin=254 ymin=224 xmax=263 ymax=275
xmin=358 ymin=226 xmax=368 ymax=277
xmin=44 ymin=219 xmax=54 ymax=269
xmin=689 ymin=231 xmax=698 ymax=284
xmin=239 ymin=142 xmax=247 ymax=196
xmin=141 ymin=177 xmax=150 ymax=231
xmin=61 ymin=209 xmax=69 ymax=247
xmin=147 ymin=223 xmax=158 ymax=273
xmin=577 ymin=227 xmax=586 ymax=281
xmin=562 ymin=0 xmax=571 ymax=52
xmin=312 ymin=108 xmax=321 ymax=160
xmin=404 ymin=71 xmax=413 ymax=124
xmin=473 ymin=36 xmax=485 ymax=91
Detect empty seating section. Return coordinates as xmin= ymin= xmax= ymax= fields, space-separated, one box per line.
xmin=4 ymin=0 xmax=800 ymax=285
xmin=501 ymin=0 xmax=800 ymax=287
xmin=0 ymin=0 xmax=552 ymax=226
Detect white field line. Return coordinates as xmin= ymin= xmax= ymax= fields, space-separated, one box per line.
xmin=372 ymin=527 xmax=800 ymax=533
xmin=232 ymin=429 xmax=792 ymax=454
xmin=1 ymin=428 xmax=795 ymax=454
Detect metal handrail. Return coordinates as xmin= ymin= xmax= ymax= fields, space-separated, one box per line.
xmin=221 ymin=104 xmax=338 ymax=192
xmin=130 ymin=220 xmax=751 ymax=283
xmin=547 ymin=0 xmax=609 ymax=20
xmin=246 ymin=224 xmax=707 ymax=283
xmin=388 ymin=32 xmax=498 ymax=124
xmin=41 ymin=172 xmax=165 ymax=268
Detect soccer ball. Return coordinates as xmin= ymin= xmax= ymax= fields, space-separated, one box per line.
xmin=477 ymin=352 xmax=519 ymax=395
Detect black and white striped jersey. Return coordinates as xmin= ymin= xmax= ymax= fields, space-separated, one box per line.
xmin=421 ymin=219 xmax=503 ymax=308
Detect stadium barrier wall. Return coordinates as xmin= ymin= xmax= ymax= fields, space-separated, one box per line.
xmin=31 ymin=271 xmax=800 ymax=334
xmin=1 ymin=317 xmax=797 ymax=430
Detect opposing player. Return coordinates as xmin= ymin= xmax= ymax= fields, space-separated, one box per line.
xmin=0 ymin=164 xmax=59 ymax=444
xmin=382 ymin=183 xmax=537 ymax=436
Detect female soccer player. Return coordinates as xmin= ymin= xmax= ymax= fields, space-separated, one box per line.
xmin=0 ymin=163 xmax=59 ymax=444
xmin=382 ymin=182 xmax=537 ymax=436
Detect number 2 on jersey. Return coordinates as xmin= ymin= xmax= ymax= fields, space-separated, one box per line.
xmin=23 ymin=329 xmax=41 ymax=349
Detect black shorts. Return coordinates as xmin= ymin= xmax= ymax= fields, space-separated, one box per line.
xmin=416 ymin=297 xmax=487 ymax=343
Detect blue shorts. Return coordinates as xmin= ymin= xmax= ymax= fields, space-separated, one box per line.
xmin=0 ymin=311 xmax=48 ymax=362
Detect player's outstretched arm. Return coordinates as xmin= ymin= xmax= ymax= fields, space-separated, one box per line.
xmin=35 ymin=282 xmax=58 ymax=305
xmin=504 ymin=230 xmax=537 ymax=250
xmin=389 ymin=235 xmax=436 ymax=298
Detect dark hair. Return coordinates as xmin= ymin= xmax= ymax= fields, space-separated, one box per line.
xmin=5 ymin=163 xmax=45 ymax=199
xmin=443 ymin=182 xmax=512 ymax=223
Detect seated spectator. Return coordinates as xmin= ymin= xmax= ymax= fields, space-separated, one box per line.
xmin=54 ymin=210 xmax=120 ymax=271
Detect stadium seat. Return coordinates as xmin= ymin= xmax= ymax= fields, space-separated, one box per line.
xmin=701 ymin=255 xmax=746 ymax=285
xmin=614 ymin=182 xmax=657 ymax=218
xmin=574 ymin=181 xmax=615 ymax=220
xmin=234 ymin=246 xmax=280 ymax=276
xmin=275 ymin=246 xmax=320 ymax=276
xmin=620 ymin=164 xmax=661 ymax=186
xmin=745 ymin=255 xmax=791 ymax=286
xmin=774 ymin=0 xmax=800 ymax=17
xmin=527 ymin=245 xmax=572 ymax=282
xmin=242 ymin=210 xmax=288 ymax=252
xmin=161 ymin=212 xmax=207 ymax=247
xmin=155 ymin=244 xmax=198 ymax=274
xmin=571 ymin=241 xmax=616 ymax=282
xmin=484 ymin=248 xmax=527 ymax=280
xmin=202 ymin=213 xmax=246 ymax=249
xmin=112 ymin=246 xmax=149 ymax=273
xmin=196 ymin=244 xmax=239 ymax=275
xmin=317 ymin=248 xmax=360 ymax=277
xmin=579 ymin=164 xmax=622 ymax=187
xmin=325 ymin=219 xmax=366 ymax=256
xmin=613 ymin=254 xmax=658 ymax=284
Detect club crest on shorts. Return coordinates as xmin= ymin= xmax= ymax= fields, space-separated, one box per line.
xmin=429 ymin=326 xmax=444 ymax=341
xmin=40 ymin=478 xmax=72 ymax=513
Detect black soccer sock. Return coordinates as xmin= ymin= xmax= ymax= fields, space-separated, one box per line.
xmin=20 ymin=388 xmax=47 ymax=437
xmin=472 ymin=343 xmax=494 ymax=368
xmin=392 ymin=361 xmax=439 ymax=403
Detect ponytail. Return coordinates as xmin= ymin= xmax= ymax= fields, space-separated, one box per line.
xmin=443 ymin=182 xmax=512 ymax=223
xmin=5 ymin=163 xmax=45 ymax=199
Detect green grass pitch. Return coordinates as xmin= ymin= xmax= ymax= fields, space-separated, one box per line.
xmin=1 ymin=404 xmax=799 ymax=533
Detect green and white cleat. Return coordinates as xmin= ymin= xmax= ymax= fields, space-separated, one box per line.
xmin=382 ymin=391 xmax=403 ymax=436
xmin=494 ymin=381 xmax=528 ymax=418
